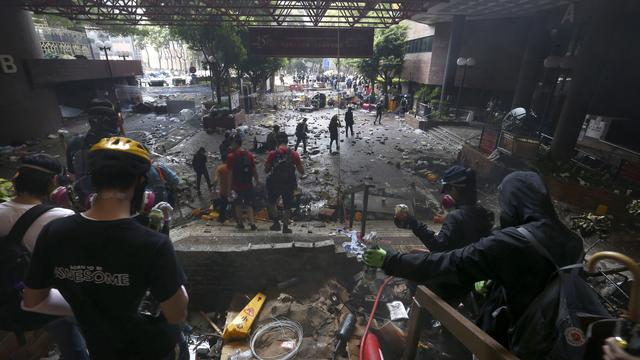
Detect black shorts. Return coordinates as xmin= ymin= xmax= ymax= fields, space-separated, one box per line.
xmin=235 ymin=188 xmax=254 ymax=204
xmin=268 ymin=188 xmax=295 ymax=209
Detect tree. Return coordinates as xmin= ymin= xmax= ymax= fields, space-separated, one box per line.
xmin=239 ymin=56 xmax=285 ymax=92
xmin=290 ymin=59 xmax=307 ymax=74
xmin=356 ymin=24 xmax=407 ymax=100
xmin=171 ymin=23 xmax=246 ymax=104
xmin=147 ymin=26 xmax=170 ymax=69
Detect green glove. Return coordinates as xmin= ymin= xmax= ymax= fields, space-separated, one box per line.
xmin=363 ymin=248 xmax=387 ymax=268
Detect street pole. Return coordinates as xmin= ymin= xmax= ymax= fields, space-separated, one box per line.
xmin=455 ymin=64 xmax=467 ymax=113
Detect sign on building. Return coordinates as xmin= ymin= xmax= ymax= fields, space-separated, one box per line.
xmin=248 ymin=28 xmax=374 ymax=58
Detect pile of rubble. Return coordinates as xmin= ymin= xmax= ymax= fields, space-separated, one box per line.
xmin=187 ymin=268 xmax=417 ymax=360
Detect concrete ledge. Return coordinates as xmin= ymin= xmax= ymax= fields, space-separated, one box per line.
xmin=176 ymin=242 xmax=361 ymax=310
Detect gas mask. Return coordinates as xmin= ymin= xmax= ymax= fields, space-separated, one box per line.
xmin=441 ymin=194 xmax=456 ymax=210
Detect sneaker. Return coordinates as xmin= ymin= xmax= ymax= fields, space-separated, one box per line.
xmin=270 ymin=222 xmax=281 ymax=231
xmin=250 ymin=224 xmax=257 ymax=231
xmin=282 ymin=227 xmax=292 ymax=234
xmin=236 ymin=224 xmax=245 ymax=230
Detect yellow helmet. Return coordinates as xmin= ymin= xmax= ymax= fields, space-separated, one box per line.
xmin=90 ymin=137 xmax=151 ymax=162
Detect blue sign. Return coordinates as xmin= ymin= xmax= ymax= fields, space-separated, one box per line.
xmin=322 ymin=58 xmax=331 ymax=70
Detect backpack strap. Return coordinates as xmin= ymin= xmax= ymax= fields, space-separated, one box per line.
xmin=516 ymin=227 xmax=560 ymax=271
xmin=6 ymin=204 xmax=55 ymax=245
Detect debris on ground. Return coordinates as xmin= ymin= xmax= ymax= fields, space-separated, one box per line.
xmin=571 ymin=212 xmax=613 ymax=238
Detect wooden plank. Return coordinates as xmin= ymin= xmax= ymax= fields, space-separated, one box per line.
xmin=414 ymin=285 xmax=518 ymax=360
xmin=401 ymin=298 xmax=427 ymax=360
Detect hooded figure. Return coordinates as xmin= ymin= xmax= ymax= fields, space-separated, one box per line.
xmin=364 ymin=171 xmax=584 ymax=350
xmin=396 ymin=166 xmax=493 ymax=253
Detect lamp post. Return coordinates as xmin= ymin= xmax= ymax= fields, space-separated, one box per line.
xmin=455 ymin=57 xmax=475 ymax=118
xmin=95 ymin=40 xmax=115 ymax=96
xmin=116 ymin=50 xmax=130 ymax=60
xmin=96 ymin=40 xmax=124 ymax=109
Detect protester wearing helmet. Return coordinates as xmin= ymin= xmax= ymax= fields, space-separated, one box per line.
xmin=0 ymin=154 xmax=88 ymax=359
xmin=394 ymin=165 xmax=494 ymax=253
xmin=66 ymin=98 xmax=121 ymax=175
xmin=23 ymin=137 xmax=189 ymax=360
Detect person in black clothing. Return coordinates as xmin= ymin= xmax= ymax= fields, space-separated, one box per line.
xmin=192 ymin=147 xmax=211 ymax=193
xmin=394 ymin=166 xmax=493 ymax=253
xmin=328 ymin=115 xmax=341 ymax=153
xmin=23 ymin=137 xmax=189 ymax=360
xmin=294 ymin=118 xmax=308 ymax=154
xmin=265 ymin=125 xmax=280 ymax=152
xmin=219 ymin=131 xmax=231 ymax=162
xmin=344 ymin=107 xmax=354 ymax=138
xmin=364 ymin=171 xmax=584 ymax=355
xmin=374 ymin=101 xmax=384 ymax=124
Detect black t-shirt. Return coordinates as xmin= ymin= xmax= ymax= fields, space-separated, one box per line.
xmin=26 ymin=214 xmax=186 ymax=359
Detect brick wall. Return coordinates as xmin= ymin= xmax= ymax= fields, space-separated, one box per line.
xmin=175 ymin=240 xmax=362 ymax=311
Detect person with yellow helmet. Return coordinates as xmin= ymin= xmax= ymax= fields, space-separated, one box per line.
xmin=22 ymin=137 xmax=189 ymax=360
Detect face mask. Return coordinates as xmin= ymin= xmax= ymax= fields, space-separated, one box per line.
xmin=441 ymin=194 xmax=455 ymax=210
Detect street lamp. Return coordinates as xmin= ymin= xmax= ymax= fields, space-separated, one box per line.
xmin=95 ymin=40 xmax=115 ymax=102
xmin=95 ymin=40 xmax=112 ymax=60
xmin=455 ymin=57 xmax=475 ymax=117
xmin=116 ymin=50 xmax=130 ymax=60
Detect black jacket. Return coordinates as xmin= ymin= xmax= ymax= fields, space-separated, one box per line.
xmin=382 ymin=172 xmax=583 ymax=328
xmin=411 ymin=204 xmax=493 ymax=252
xmin=219 ymin=139 xmax=231 ymax=160
xmin=344 ymin=111 xmax=354 ymax=125
xmin=192 ymin=152 xmax=207 ymax=172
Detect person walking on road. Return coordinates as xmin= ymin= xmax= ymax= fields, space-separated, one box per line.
xmin=265 ymin=125 xmax=281 ymax=152
xmin=219 ymin=131 xmax=231 ymax=162
xmin=265 ymin=133 xmax=304 ymax=234
xmin=226 ymin=135 xmax=258 ymax=230
xmin=192 ymin=147 xmax=211 ymax=194
xmin=294 ymin=118 xmax=308 ymax=154
xmin=374 ymin=101 xmax=384 ymax=125
xmin=329 ymin=115 xmax=341 ymax=153
xmin=212 ymin=160 xmax=230 ymax=223
xmin=344 ymin=107 xmax=354 ymax=138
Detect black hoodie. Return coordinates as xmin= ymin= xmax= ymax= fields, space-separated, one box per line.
xmin=382 ymin=171 xmax=583 ymax=329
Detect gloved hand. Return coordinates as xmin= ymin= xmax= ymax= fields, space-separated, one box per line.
xmin=363 ymin=248 xmax=387 ymax=268
xmin=152 ymin=201 xmax=174 ymax=221
xmin=603 ymin=337 xmax=640 ymax=360
xmin=394 ymin=215 xmax=418 ymax=230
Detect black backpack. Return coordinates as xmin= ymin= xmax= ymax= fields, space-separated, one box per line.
xmin=508 ymin=227 xmax=611 ymax=359
xmin=233 ymin=151 xmax=253 ymax=185
xmin=270 ymin=149 xmax=296 ymax=186
xmin=0 ymin=204 xmax=54 ymax=333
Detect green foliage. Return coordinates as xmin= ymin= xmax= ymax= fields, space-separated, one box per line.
xmin=0 ymin=178 xmax=13 ymax=203
xmin=171 ymin=23 xmax=246 ymax=103
xmin=239 ymin=56 xmax=285 ymax=90
xmin=289 ymin=59 xmax=307 ymax=74
xmin=356 ymin=24 xmax=407 ymax=90
xmin=357 ymin=57 xmax=379 ymax=83
xmin=414 ymin=86 xmax=441 ymax=104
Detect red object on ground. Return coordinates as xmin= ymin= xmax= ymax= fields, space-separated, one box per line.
xmin=362 ymin=333 xmax=384 ymax=360
xmin=359 ymin=277 xmax=392 ymax=360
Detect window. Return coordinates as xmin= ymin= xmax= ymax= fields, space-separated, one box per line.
xmin=405 ymin=36 xmax=433 ymax=54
